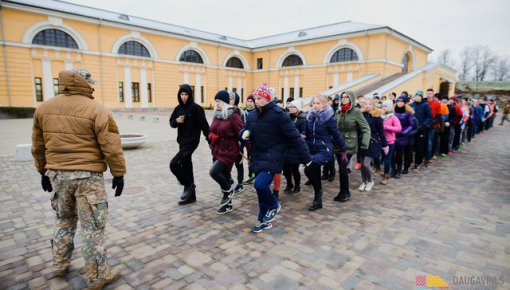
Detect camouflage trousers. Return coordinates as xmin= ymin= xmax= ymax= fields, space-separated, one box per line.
xmin=46 ymin=170 xmax=110 ymax=285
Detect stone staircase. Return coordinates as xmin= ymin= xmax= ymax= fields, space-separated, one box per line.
xmin=354 ymin=72 xmax=407 ymax=97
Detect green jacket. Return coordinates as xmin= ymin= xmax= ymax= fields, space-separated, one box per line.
xmin=335 ymin=91 xmax=371 ymax=155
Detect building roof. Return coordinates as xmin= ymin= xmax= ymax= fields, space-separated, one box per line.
xmin=5 ymin=0 xmax=432 ymax=51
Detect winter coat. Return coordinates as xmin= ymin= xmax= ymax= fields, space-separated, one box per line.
xmin=284 ymin=111 xmax=307 ymax=165
xmin=305 ymin=107 xmax=347 ymax=165
xmin=241 ymin=101 xmax=311 ymax=174
xmin=169 ymin=84 xmax=210 ymax=146
xmin=209 ymin=109 xmax=243 ymax=171
xmin=31 ymin=70 xmax=126 ymax=176
xmin=428 ymin=99 xmax=442 ymax=128
xmin=382 ymin=113 xmax=402 ymax=145
xmin=394 ymin=105 xmax=415 ymax=146
xmin=360 ymin=110 xmax=387 ymax=159
xmin=411 ymin=100 xmax=432 ymax=129
xmin=335 ymin=91 xmax=371 ymax=155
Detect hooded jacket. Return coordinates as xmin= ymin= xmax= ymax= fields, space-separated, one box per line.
xmin=410 ymin=99 xmax=432 ymax=128
xmin=209 ymin=108 xmax=243 ymax=171
xmin=394 ymin=104 xmax=415 ymax=146
xmin=305 ymin=107 xmax=347 ymax=164
xmin=360 ymin=108 xmax=388 ymax=159
xmin=31 ymin=70 xmax=126 ymax=176
xmin=169 ymin=84 xmax=210 ymax=145
xmin=335 ymin=91 xmax=371 ymax=155
xmin=284 ymin=111 xmax=307 ymax=165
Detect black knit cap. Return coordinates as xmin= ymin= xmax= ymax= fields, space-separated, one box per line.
xmin=215 ymin=90 xmax=230 ymax=104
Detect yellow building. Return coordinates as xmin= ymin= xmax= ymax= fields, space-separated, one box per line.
xmin=0 ymin=0 xmax=456 ymax=109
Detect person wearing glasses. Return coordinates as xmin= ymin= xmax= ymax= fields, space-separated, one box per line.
xmin=334 ymin=91 xmax=370 ymax=202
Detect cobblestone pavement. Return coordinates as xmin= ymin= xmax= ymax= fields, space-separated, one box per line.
xmin=1 ymin=114 xmax=509 ymax=290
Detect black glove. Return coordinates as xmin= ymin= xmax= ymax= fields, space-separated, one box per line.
xmin=41 ymin=175 xmax=53 ymax=192
xmin=112 ymin=176 xmax=124 ymax=197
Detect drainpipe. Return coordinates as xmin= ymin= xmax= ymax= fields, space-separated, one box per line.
xmin=97 ymin=18 xmax=105 ymax=104
xmin=0 ymin=3 xmax=12 ymax=106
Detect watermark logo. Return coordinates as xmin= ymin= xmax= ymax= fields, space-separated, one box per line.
xmin=416 ymin=275 xmax=449 ymax=289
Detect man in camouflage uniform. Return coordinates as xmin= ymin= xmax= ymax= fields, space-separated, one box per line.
xmin=32 ymin=68 xmax=126 ymax=290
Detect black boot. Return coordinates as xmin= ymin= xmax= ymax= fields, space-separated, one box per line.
xmin=178 ymin=184 xmax=196 ymax=205
xmin=309 ymin=190 xmax=323 ymax=211
xmin=395 ymin=169 xmax=401 ymax=179
xmin=327 ymin=173 xmax=335 ymax=182
xmin=284 ymin=182 xmax=294 ymax=193
xmin=401 ymin=168 xmax=409 ymax=174
xmin=321 ymin=174 xmax=329 ymax=180
xmin=333 ymin=191 xmax=350 ymax=202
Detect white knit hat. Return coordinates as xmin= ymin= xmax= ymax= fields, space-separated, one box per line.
xmin=288 ymin=99 xmax=303 ymax=111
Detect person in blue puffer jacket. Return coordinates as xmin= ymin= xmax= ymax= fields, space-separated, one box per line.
xmin=240 ymin=83 xmax=312 ymax=233
xmin=304 ymin=95 xmax=347 ymax=211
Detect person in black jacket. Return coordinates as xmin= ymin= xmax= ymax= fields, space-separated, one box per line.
xmin=169 ymin=84 xmax=210 ymax=205
xmin=283 ymin=99 xmax=306 ymax=194
xmin=410 ymin=91 xmax=432 ymax=170
xmin=240 ymin=83 xmax=311 ymax=233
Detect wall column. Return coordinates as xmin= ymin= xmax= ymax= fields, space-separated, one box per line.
xmin=124 ymin=65 xmax=132 ymax=108
xmin=42 ymin=58 xmax=54 ymax=100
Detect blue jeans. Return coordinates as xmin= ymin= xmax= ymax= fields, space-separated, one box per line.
xmin=254 ymin=171 xmax=278 ymax=222
xmin=383 ymin=143 xmax=395 ymax=175
xmin=426 ymin=127 xmax=435 ymax=160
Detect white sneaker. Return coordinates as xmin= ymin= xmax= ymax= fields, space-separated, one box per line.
xmin=358 ymin=182 xmax=366 ymax=191
xmin=364 ymin=181 xmax=374 ymax=191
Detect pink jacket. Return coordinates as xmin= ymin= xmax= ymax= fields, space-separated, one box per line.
xmin=383 ymin=114 xmax=402 ymax=144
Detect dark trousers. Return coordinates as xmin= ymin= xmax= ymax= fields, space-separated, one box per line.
xmin=170 ymin=143 xmax=198 ymax=187
xmin=453 ymin=124 xmax=461 ymax=150
xmin=209 ymin=161 xmax=231 ymax=191
xmin=336 ymin=153 xmax=353 ymax=194
xmin=414 ymin=128 xmax=428 ymax=166
xmin=395 ymin=144 xmax=413 ymax=171
xmin=322 ymin=155 xmax=336 ymax=177
xmin=304 ymin=162 xmax=322 ymax=194
xmin=254 ymin=171 xmax=278 ymax=222
xmin=234 ymin=154 xmax=244 ymax=184
xmin=282 ymin=163 xmax=301 ymax=188
xmin=439 ymin=126 xmax=450 ymax=154
xmin=383 ymin=144 xmax=395 ymax=175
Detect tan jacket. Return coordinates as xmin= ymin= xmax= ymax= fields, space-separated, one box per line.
xmin=31 ymin=70 xmax=126 ymax=176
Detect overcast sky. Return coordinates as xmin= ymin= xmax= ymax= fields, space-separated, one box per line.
xmin=65 ymin=0 xmax=510 ymax=67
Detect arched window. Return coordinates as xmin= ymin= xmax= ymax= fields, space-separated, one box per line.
xmin=118 ymin=41 xmax=151 ymax=57
xmin=226 ymin=57 xmax=244 ymax=69
xmin=32 ymin=29 xmax=78 ymax=49
xmin=402 ymin=52 xmax=411 ymax=73
xmin=330 ymin=48 xmax=359 ymax=63
xmin=179 ymin=50 xmax=204 ymax=64
xmin=282 ymin=54 xmax=303 ymax=67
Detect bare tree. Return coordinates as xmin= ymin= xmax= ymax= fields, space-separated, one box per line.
xmin=437 ymin=49 xmax=454 ymax=68
xmin=472 ymin=45 xmax=496 ymax=81
xmin=458 ymin=47 xmax=473 ymax=81
xmin=492 ymin=55 xmax=510 ymax=81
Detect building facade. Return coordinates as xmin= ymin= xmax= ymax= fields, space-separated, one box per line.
xmin=0 ymin=0 xmax=456 ymax=109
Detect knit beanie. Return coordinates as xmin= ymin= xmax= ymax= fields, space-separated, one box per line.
xmin=288 ymin=99 xmax=303 ymax=111
xmin=253 ymin=83 xmax=274 ymax=102
xmin=247 ymin=94 xmax=255 ymax=103
xmin=214 ymin=90 xmax=230 ymax=104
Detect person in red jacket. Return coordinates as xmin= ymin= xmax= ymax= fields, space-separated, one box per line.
xmin=209 ymin=90 xmax=244 ymax=214
xmin=451 ymin=97 xmax=464 ymax=151
xmin=426 ymin=88 xmax=442 ymax=164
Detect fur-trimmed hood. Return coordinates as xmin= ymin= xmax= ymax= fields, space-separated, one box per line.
xmin=395 ymin=104 xmax=415 ymax=114
xmin=306 ymin=107 xmax=334 ymax=124
xmin=361 ymin=107 xmax=383 ymax=117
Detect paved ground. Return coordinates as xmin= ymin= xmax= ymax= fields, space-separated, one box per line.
xmin=0 ymin=113 xmax=509 ymax=290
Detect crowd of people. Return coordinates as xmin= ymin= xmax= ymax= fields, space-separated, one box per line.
xmin=168 ymin=82 xmax=508 ymax=234
xmin=31 ymin=68 xmax=507 ymax=287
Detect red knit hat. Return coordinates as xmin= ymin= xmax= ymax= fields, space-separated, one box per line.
xmin=253 ymin=83 xmax=274 ymax=101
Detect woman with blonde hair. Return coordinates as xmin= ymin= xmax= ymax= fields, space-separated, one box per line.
xmin=359 ymin=98 xmax=388 ymax=191
xmin=304 ymin=95 xmax=347 ymax=211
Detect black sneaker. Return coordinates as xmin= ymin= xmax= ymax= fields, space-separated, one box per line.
xmin=234 ymin=184 xmax=244 ymax=193
xmin=328 ymin=175 xmax=335 ymax=182
xmin=220 ymin=189 xmax=234 ymax=206
xmin=217 ymin=203 xmax=233 ymax=215
xmin=333 ymin=192 xmax=350 ymax=202
xmin=284 ymin=184 xmax=293 ymax=193
xmin=305 ymin=180 xmax=312 ymax=186
xmin=402 ymin=168 xmax=409 ymax=174
xmin=251 ymin=222 xmax=272 ymax=233
xmin=321 ymin=174 xmax=329 ymax=180
xmin=293 ymin=186 xmax=301 ymax=194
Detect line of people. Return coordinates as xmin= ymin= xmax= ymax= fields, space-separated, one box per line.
xmin=168 ymin=83 xmax=502 ymax=233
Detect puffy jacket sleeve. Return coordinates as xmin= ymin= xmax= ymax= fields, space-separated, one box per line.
xmin=31 ymin=110 xmax=47 ymax=175
xmin=356 ymin=111 xmax=371 ymax=150
xmin=375 ymin=117 xmax=388 ymax=147
xmin=402 ymin=114 xmax=414 ymax=135
xmin=327 ymin=117 xmax=346 ymax=152
xmin=422 ymin=104 xmax=432 ymax=127
xmin=279 ymin=113 xmax=311 ymax=164
xmin=95 ymin=111 xmax=127 ymax=177
xmin=385 ymin=116 xmax=402 ymax=133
